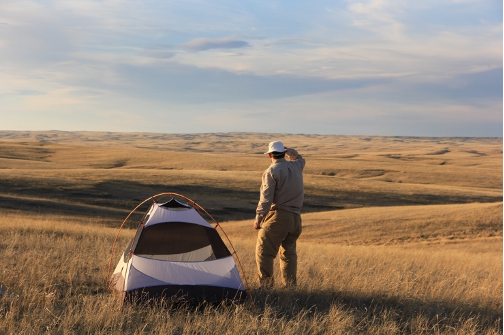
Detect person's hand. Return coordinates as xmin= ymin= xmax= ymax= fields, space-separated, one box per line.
xmin=285 ymin=148 xmax=297 ymax=159
xmin=253 ymin=219 xmax=261 ymax=229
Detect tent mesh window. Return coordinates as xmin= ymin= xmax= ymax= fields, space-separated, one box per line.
xmin=133 ymin=222 xmax=232 ymax=262
xmin=159 ymin=198 xmax=191 ymax=210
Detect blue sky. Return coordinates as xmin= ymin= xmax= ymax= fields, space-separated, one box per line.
xmin=1 ymin=0 xmax=502 ymax=136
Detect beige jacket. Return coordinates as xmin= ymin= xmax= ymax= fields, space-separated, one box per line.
xmin=255 ymin=148 xmax=305 ymax=223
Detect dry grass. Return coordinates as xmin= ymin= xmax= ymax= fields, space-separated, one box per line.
xmin=223 ymin=202 xmax=503 ymax=245
xmin=0 ymin=131 xmax=502 ymax=334
xmin=0 ymin=203 xmax=501 ymax=334
xmin=0 ymin=132 xmax=501 ymax=222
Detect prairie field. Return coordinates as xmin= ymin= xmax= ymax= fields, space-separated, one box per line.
xmin=0 ymin=131 xmax=502 ymax=334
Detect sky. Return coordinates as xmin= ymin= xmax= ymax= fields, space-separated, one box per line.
xmin=1 ymin=0 xmax=502 ymax=137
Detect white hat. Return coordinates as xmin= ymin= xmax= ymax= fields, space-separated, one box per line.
xmin=264 ymin=141 xmax=286 ymax=154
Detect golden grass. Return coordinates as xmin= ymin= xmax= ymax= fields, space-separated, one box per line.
xmin=0 ymin=202 xmax=501 ymax=334
xmin=0 ymin=132 xmax=501 ymax=222
xmin=0 ymin=131 xmax=501 ymax=333
xmin=222 ymin=202 xmax=503 ymax=245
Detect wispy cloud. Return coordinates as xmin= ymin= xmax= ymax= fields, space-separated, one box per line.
xmin=0 ymin=0 xmax=501 ymax=136
xmin=141 ymin=49 xmax=176 ymax=60
xmin=181 ymin=37 xmax=250 ymax=52
xmin=346 ymin=0 xmax=406 ymax=38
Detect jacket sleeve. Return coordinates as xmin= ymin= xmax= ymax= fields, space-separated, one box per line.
xmin=255 ymin=169 xmax=276 ymax=222
xmin=286 ymin=148 xmax=305 ymax=171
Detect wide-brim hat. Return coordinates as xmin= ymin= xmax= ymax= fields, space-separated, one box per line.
xmin=264 ymin=141 xmax=286 ymax=154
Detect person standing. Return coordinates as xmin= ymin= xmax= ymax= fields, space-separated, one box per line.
xmin=254 ymin=141 xmax=305 ymax=288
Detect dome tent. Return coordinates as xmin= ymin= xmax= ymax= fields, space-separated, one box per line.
xmin=107 ymin=193 xmax=248 ymax=304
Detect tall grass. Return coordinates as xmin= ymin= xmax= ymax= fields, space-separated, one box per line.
xmin=0 ymin=211 xmax=501 ymax=334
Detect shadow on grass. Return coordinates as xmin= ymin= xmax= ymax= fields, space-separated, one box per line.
xmin=249 ymin=288 xmax=502 ymax=332
xmin=56 ymin=282 xmax=501 ymax=333
xmin=110 ymin=287 xmax=502 ymax=332
xmin=1 ymin=179 xmax=502 ymax=226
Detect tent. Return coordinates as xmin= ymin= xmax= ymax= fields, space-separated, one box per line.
xmin=107 ymin=193 xmax=248 ymax=303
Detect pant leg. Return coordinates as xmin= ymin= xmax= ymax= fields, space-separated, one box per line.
xmin=255 ymin=210 xmax=289 ymax=288
xmin=279 ymin=212 xmax=302 ymax=286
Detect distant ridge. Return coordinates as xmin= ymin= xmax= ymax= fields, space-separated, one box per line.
xmin=0 ymin=130 xmax=501 ymax=154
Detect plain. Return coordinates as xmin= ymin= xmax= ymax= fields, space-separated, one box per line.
xmin=0 ymin=131 xmax=501 ymax=334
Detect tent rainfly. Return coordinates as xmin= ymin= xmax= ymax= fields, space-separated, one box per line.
xmin=107 ymin=195 xmax=247 ymax=303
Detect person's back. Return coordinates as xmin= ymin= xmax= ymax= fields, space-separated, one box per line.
xmin=264 ymin=151 xmax=304 ymax=214
xmin=253 ymin=141 xmax=305 ymax=288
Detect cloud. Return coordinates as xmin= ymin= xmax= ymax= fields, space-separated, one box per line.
xmin=0 ymin=16 xmax=75 ymax=68
xmin=181 ymin=37 xmax=250 ymax=52
xmin=346 ymin=0 xmax=406 ymax=39
xmin=110 ymin=60 xmax=390 ymax=104
xmin=0 ymin=0 xmax=501 ymax=136
xmin=8 ymin=89 xmax=44 ymax=96
xmin=141 ymin=49 xmax=176 ymax=60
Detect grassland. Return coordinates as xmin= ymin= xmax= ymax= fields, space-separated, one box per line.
xmin=0 ymin=131 xmax=501 ymax=334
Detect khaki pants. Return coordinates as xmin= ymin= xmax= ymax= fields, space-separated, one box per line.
xmin=255 ymin=209 xmax=302 ymax=288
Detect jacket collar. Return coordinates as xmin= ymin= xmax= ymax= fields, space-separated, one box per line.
xmin=271 ymin=157 xmax=287 ymax=165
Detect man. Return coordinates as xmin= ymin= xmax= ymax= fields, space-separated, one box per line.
xmin=254 ymin=141 xmax=305 ymax=288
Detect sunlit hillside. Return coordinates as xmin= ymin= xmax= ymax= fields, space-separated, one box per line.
xmin=0 ymin=131 xmax=501 ymax=222
xmin=0 ymin=131 xmax=501 ymax=334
